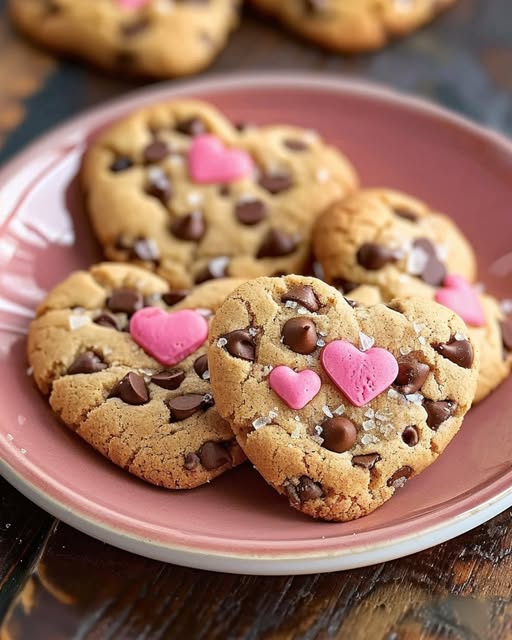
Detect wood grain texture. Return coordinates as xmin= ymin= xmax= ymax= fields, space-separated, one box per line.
xmin=0 ymin=0 xmax=512 ymax=637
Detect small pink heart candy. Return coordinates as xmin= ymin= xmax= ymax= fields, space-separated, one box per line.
xmin=188 ymin=134 xmax=254 ymax=184
xmin=269 ymin=366 xmax=321 ymax=410
xmin=435 ymin=274 xmax=485 ymax=327
xmin=116 ymin=0 xmax=150 ymax=9
xmin=130 ymin=308 xmax=208 ymax=367
xmin=321 ymin=340 xmax=398 ymax=407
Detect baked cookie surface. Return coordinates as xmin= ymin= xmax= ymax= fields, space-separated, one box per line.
xmin=82 ymin=99 xmax=358 ymax=289
xmin=208 ymin=276 xmax=478 ymax=521
xmin=9 ymin=0 xmax=240 ymax=78
xmin=27 ymin=263 xmax=246 ymax=489
xmin=250 ymin=0 xmax=457 ymax=53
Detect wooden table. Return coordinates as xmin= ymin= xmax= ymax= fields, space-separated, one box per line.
xmin=1 ymin=1 xmax=512 ymax=637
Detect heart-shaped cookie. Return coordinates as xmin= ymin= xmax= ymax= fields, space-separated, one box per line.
xmin=28 ymin=263 xmax=246 ymax=489
xmin=208 ymin=276 xmax=479 ymax=522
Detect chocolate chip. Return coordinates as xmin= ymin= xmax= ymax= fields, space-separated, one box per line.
xmin=257 ymin=229 xmax=299 ymax=258
xmin=394 ymin=208 xmax=418 ymax=222
xmin=168 ymin=394 xmax=206 ymax=421
xmin=304 ymin=0 xmax=328 ymax=12
xmin=284 ymin=139 xmax=308 ymax=151
xmin=357 ymin=243 xmax=400 ymax=270
xmin=198 ymin=441 xmax=231 ymax=470
xmin=282 ymin=317 xmax=318 ymax=354
xmin=67 ymin=351 xmax=107 ymax=375
xmin=219 ymin=184 xmax=230 ymax=197
xmin=433 ymin=337 xmax=474 ymax=368
xmin=145 ymin=171 xmax=171 ymax=203
xmin=109 ymin=372 xmax=149 ymax=405
xmin=94 ymin=312 xmax=120 ymax=330
xmin=184 ymin=453 xmax=200 ymax=470
xmin=281 ymin=285 xmax=320 ymax=312
xmin=171 ymin=211 xmax=205 ymax=241
xmin=321 ymin=417 xmax=357 ymax=453
xmin=296 ymin=476 xmax=323 ymax=501
xmin=151 ymin=370 xmax=185 ymax=390
xmin=107 ymin=289 xmax=144 ymax=315
xmin=235 ymin=199 xmax=267 ymax=225
xmin=143 ymin=140 xmax=170 ymax=164
xmin=413 ymin=238 xmax=446 ymax=286
xmin=110 ymin=157 xmax=133 ymax=172
xmin=352 ymin=453 xmax=381 ymax=469
xmin=402 ymin=426 xmax=419 ymax=447
xmin=193 ymin=354 xmax=209 ymax=378
xmin=259 ymin=172 xmax=293 ymax=194
xmin=332 ymin=278 xmax=358 ymax=294
xmin=162 ymin=290 xmax=190 ymax=306
xmin=195 ymin=256 xmax=229 ymax=283
xmin=387 ymin=466 xmax=413 ymax=489
xmin=176 ymin=117 xmax=206 ymax=137
xmin=423 ymin=399 xmax=456 ymax=430
xmin=121 ymin=17 xmax=150 ymax=37
xmin=394 ymin=356 xmax=430 ymax=395
xmin=132 ymin=238 xmax=160 ymax=262
xmin=500 ymin=317 xmax=512 ymax=352
xmin=222 ymin=329 xmax=255 ymax=361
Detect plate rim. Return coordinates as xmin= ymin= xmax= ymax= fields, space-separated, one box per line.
xmin=1 ymin=71 xmax=512 ymax=575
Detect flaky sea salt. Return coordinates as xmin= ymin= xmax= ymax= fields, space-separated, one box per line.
xmin=322 ymin=405 xmax=333 ymax=418
xmin=202 ymin=371 xmax=210 ymax=381
xmin=315 ymin=425 xmax=323 ymax=436
xmin=291 ymin=425 xmax=302 ymax=439
xmin=364 ymin=408 xmax=375 ymax=419
xmin=362 ymin=420 xmax=374 ymax=431
xmin=418 ymin=336 xmax=426 ymax=345
xmin=406 ymin=246 xmax=429 ymax=275
xmin=297 ymin=306 xmax=309 ymax=315
xmin=269 ymin=408 xmax=279 ymax=419
xmin=413 ymin=322 xmax=425 ymax=335
xmin=316 ymin=338 xmax=326 ymax=348
xmin=399 ymin=346 xmax=411 ymax=356
xmin=294 ymin=415 xmax=301 ymax=422
xmin=388 ymin=388 xmax=402 ymax=400
xmin=375 ymin=411 xmax=389 ymax=422
xmin=68 ymin=315 xmax=91 ymax=330
xmin=359 ymin=332 xmax=375 ymax=352
xmin=316 ymin=168 xmax=330 ymax=184
xmin=361 ymin=434 xmax=378 ymax=445
xmin=248 ymin=327 xmax=258 ymax=336
xmin=454 ymin=332 xmax=467 ymax=341
xmin=261 ymin=365 xmax=274 ymax=377
xmin=253 ymin=417 xmax=270 ymax=430
xmin=187 ymin=191 xmax=203 ymax=206
xmin=285 ymin=300 xmax=298 ymax=309
xmin=333 ymin=404 xmax=345 ymax=416
xmin=216 ymin=337 xmax=228 ymax=348
xmin=406 ymin=392 xmax=424 ymax=404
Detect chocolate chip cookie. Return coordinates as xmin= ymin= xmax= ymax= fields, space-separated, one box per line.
xmin=82 ymin=99 xmax=359 ymax=289
xmin=250 ymin=0 xmax=457 ymax=53
xmin=27 ymin=263 xmax=246 ymax=489
xmin=208 ymin=275 xmax=478 ymax=521
xmin=9 ymin=0 xmax=240 ymax=78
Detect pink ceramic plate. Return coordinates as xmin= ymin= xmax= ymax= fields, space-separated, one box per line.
xmin=1 ymin=73 xmax=511 ymax=575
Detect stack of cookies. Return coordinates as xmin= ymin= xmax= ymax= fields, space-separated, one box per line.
xmin=28 ymin=100 xmax=511 ymax=522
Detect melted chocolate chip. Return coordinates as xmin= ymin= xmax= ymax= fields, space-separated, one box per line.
xmin=109 ymin=372 xmax=149 ymax=405
xmin=257 ymin=229 xmax=299 ymax=258
xmin=394 ymin=355 xmax=430 ymax=395
xmin=143 ymin=140 xmax=171 ymax=164
xmin=332 ymin=278 xmax=358 ymax=294
xmin=500 ymin=317 xmax=512 ymax=352
xmin=296 ymin=476 xmax=323 ymax=501
xmin=171 ymin=211 xmax=205 ymax=241
xmin=284 ymin=139 xmax=308 ymax=151
xmin=151 ymin=370 xmax=185 ymax=390
xmin=198 ymin=441 xmax=231 ymax=470
xmin=321 ymin=417 xmax=357 ymax=453
xmin=357 ymin=243 xmax=400 ymax=270
xmin=193 ymin=354 xmax=209 ymax=378
xmin=402 ymin=425 xmax=419 ymax=447
xmin=387 ymin=466 xmax=413 ymax=489
xmin=162 ymin=290 xmax=190 ymax=306
xmin=67 ymin=351 xmax=107 ymax=375
xmin=413 ymin=238 xmax=446 ymax=286
xmin=168 ymin=394 xmax=206 ymax=421
xmin=423 ymin=399 xmax=456 ymax=430
xmin=195 ymin=257 xmax=229 ymax=283
xmin=281 ymin=285 xmax=320 ymax=312
xmin=145 ymin=171 xmax=171 ymax=203
xmin=282 ymin=317 xmax=318 ymax=354
xmin=219 ymin=184 xmax=231 ymax=197
xmin=352 ymin=453 xmax=381 ymax=469
xmin=94 ymin=312 xmax=120 ymax=330
xmin=303 ymin=0 xmax=328 ymax=11
xmin=107 ymin=289 xmax=144 ymax=315
xmin=235 ymin=199 xmax=267 ymax=225
xmin=258 ymin=172 xmax=293 ymax=194
xmin=132 ymin=238 xmax=160 ymax=262
xmin=394 ymin=208 xmax=418 ymax=222
xmin=110 ymin=157 xmax=133 ymax=172
xmin=222 ymin=329 xmax=256 ymax=361
xmin=184 ymin=453 xmax=200 ymax=470
xmin=433 ymin=337 xmax=474 ymax=368
xmin=176 ymin=117 xmax=206 ymax=137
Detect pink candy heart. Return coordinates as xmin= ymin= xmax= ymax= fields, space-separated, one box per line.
xmin=115 ymin=0 xmax=150 ymax=9
xmin=269 ymin=366 xmax=321 ymax=410
xmin=321 ymin=340 xmax=398 ymax=407
xmin=188 ymin=134 xmax=254 ymax=184
xmin=130 ymin=308 xmax=208 ymax=367
xmin=435 ymin=274 xmax=485 ymax=327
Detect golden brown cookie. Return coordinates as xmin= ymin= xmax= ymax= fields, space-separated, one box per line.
xmin=208 ymin=276 xmax=478 ymax=522
xmin=28 ymin=263 xmax=246 ymax=489
xmin=82 ymin=99 xmax=359 ymax=289
xmin=9 ymin=0 xmax=240 ymax=78
xmin=250 ymin=0 xmax=457 ymax=53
